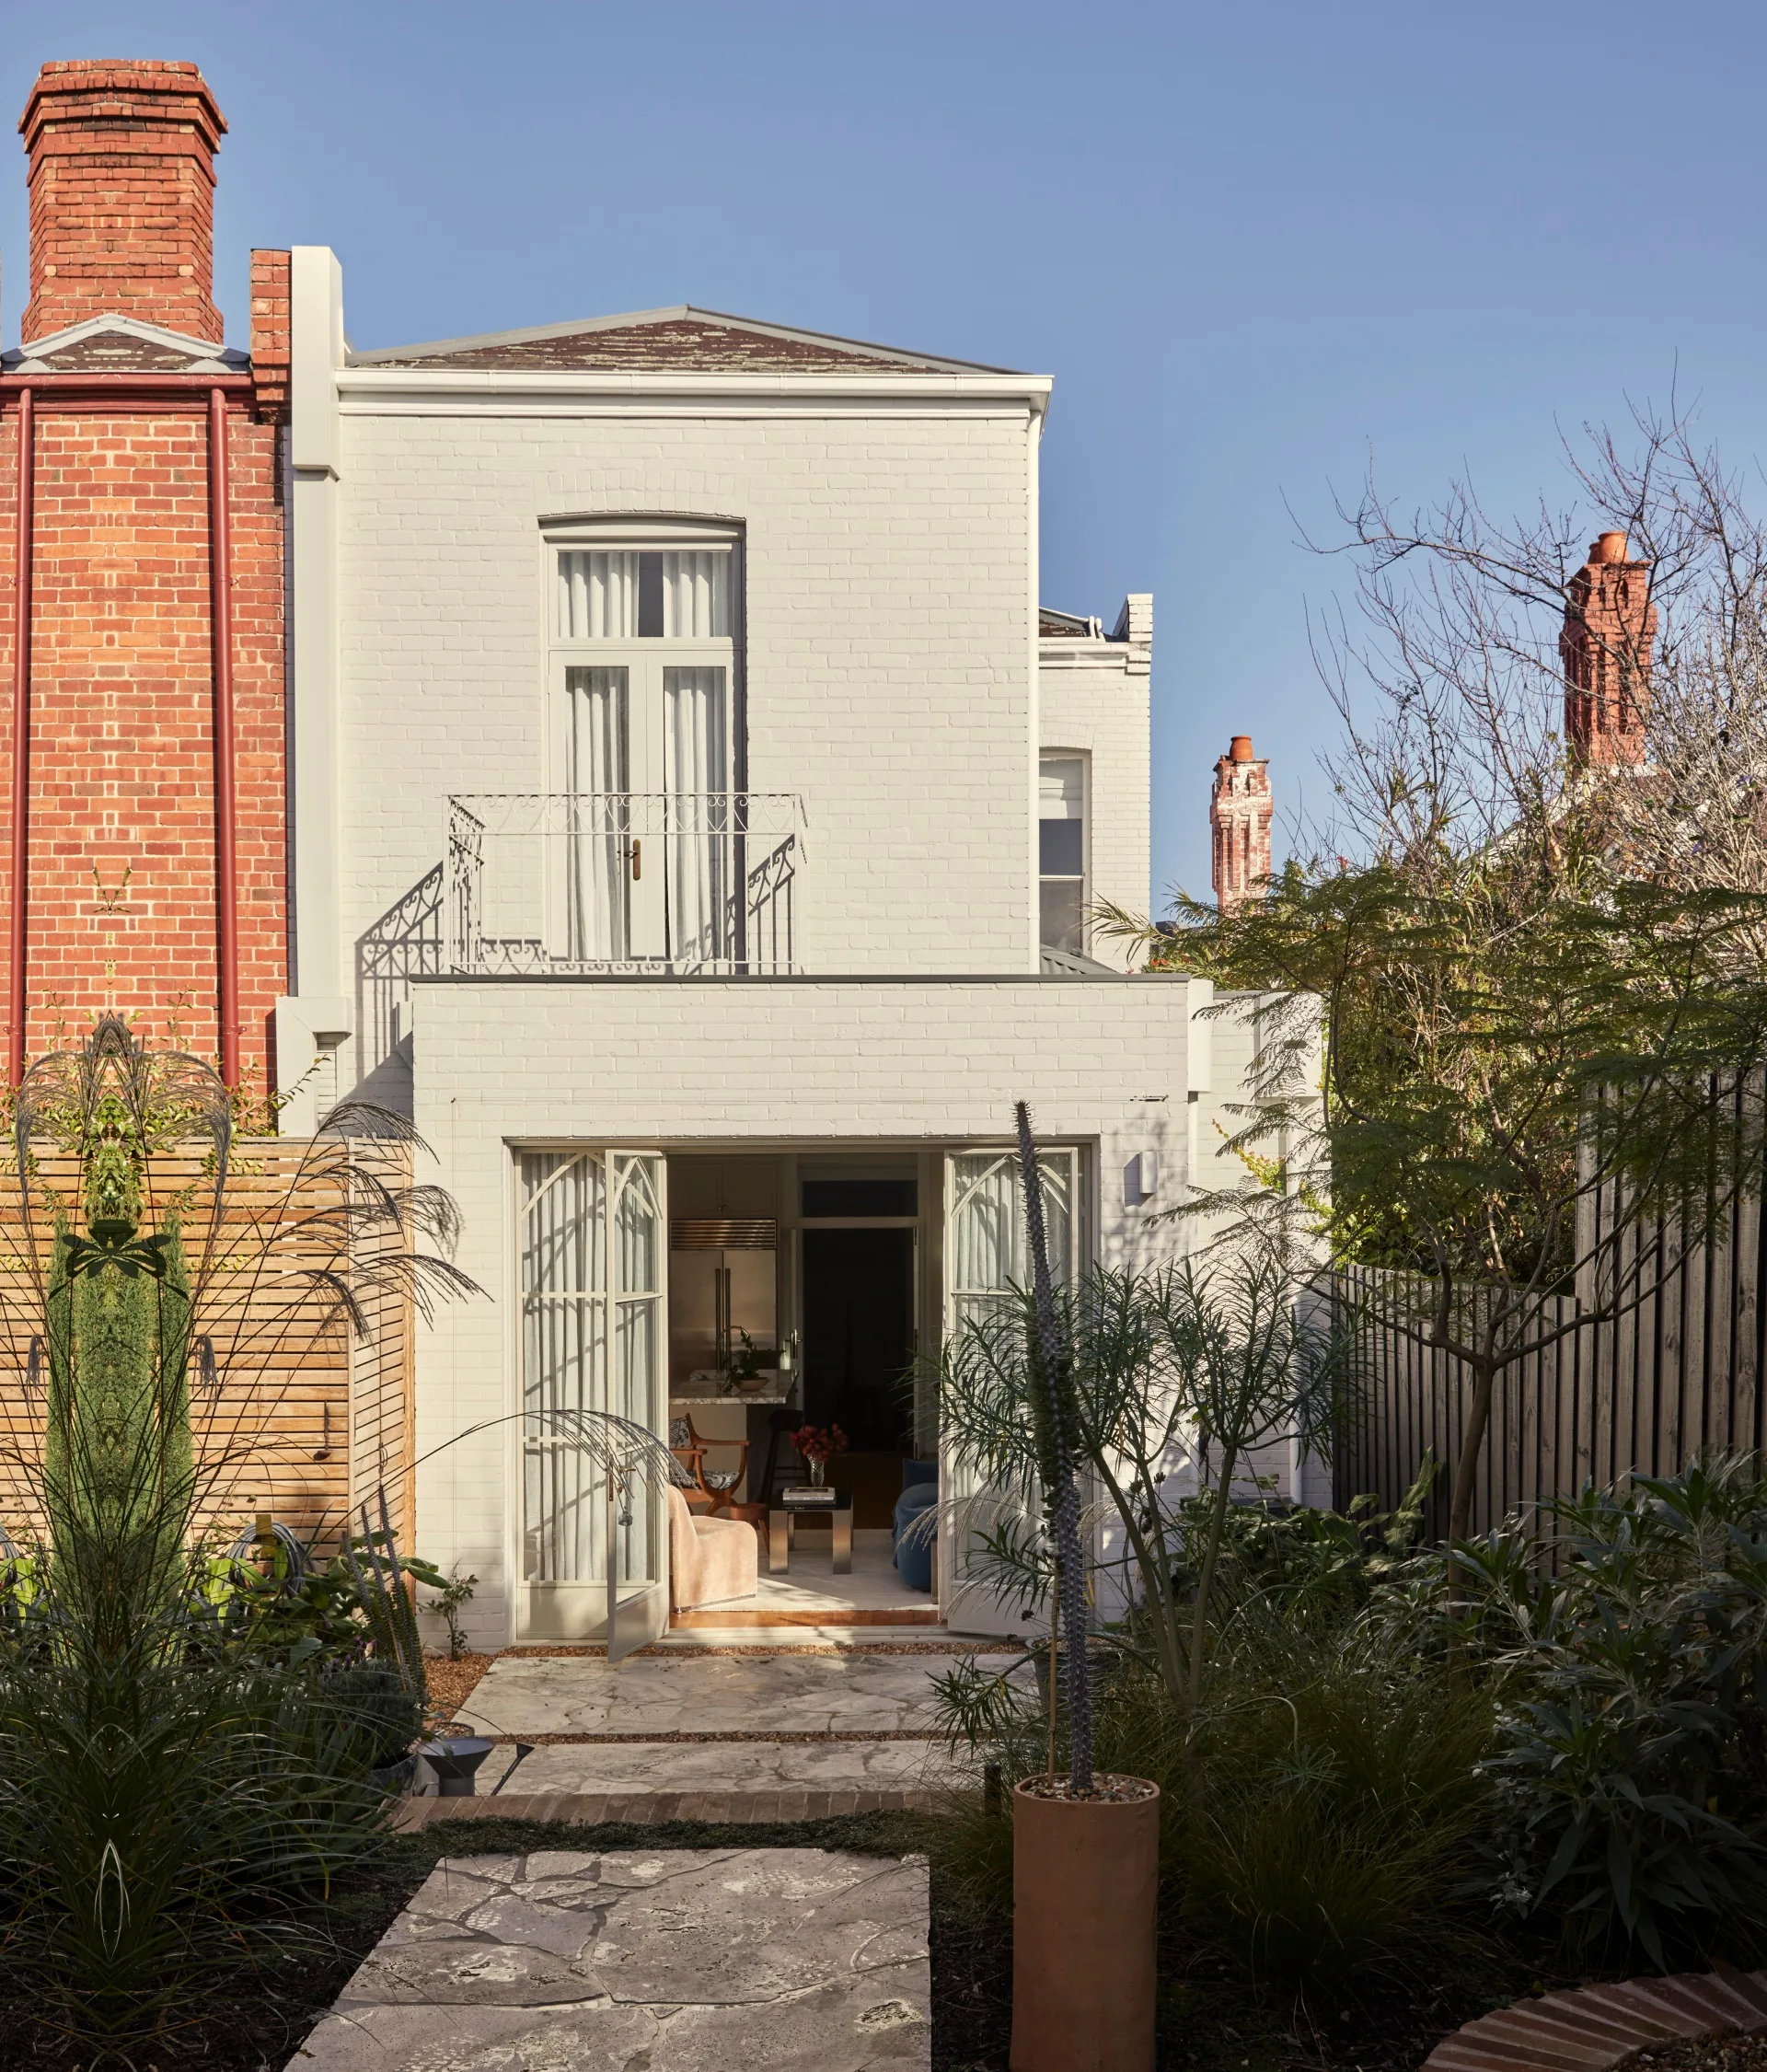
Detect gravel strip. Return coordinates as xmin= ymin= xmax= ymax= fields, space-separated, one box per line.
xmin=471 ymin=1729 xmax=949 ymax=1745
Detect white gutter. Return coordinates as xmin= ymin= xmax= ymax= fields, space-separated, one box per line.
xmin=335 ymin=366 xmax=1053 ymax=412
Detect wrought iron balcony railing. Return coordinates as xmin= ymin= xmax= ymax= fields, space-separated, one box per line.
xmin=445 ymin=793 xmax=806 ymax=977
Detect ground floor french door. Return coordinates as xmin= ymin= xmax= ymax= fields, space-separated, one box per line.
xmin=940 ymin=1144 xmax=1077 ymax=1636
xmin=518 ymin=1149 xmax=669 ymax=1654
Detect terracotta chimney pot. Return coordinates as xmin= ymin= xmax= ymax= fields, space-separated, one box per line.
xmin=1229 ymin=735 xmax=1254 ymax=761
xmin=1591 ymin=531 xmax=1629 ymax=564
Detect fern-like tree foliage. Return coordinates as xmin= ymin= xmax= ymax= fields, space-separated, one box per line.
xmin=1109 ymin=867 xmax=1767 ymax=1544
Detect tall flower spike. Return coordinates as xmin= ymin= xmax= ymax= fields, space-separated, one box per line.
xmin=1015 ymin=1100 xmax=1094 ymax=1793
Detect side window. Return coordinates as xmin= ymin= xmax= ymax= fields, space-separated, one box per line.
xmin=1038 ymin=753 xmax=1087 ymax=955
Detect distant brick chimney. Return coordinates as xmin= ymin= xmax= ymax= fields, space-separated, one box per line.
xmin=1210 ymin=735 xmax=1273 ymax=910
xmin=18 ymin=59 xmax=227 ymax=344
xmin=1561 ymin=530 xmax=1657 ymax=770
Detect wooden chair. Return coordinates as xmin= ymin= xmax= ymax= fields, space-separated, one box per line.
xmin=668 ymin=1415 xmax=749 ymax=1517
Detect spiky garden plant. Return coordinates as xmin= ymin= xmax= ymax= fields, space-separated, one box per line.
xmin=1017 ymin=1100 xmax=1095 ymax=1791
xmin=0 ymin=1016 xmax=477 ymax=2062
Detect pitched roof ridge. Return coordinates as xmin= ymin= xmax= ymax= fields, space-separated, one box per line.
xmin=347 ymin=302 xmax=1022 ymax=376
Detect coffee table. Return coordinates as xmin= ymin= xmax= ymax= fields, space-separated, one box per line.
xmin=768 ymin=1487 xmax=853 ymax=1575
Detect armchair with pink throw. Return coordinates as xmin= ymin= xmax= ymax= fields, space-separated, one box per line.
xmin=667 ymin=1486 xmax=759 ymax=1610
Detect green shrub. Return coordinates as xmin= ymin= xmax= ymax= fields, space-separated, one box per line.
xmin=0 ymin=1599 xmax=392 ymax=2061
xmin=1451 ymin=1457 xmax=1767 ymax=1967
xmin=1178 ymin=1625 xmax=1495 ymax=1987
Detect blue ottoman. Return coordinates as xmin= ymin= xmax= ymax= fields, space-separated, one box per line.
xmin=893 ymin=1479 xmax=939 ymax=1593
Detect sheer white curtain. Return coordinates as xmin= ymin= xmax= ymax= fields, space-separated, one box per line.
xmin=558 ymin=551 xmax=638 ymax=639
xmin=564 ymin=667 xmax=629 ymax=960
xmin=948 ymin=1151 xmax=1073 ymax=1324
xmin=522 ymin=1152 xmax=608 ymax=1583
xmin=661 ymin=551 xmax=731 ymax=638
xmin=611 ymin=1155 xmax=664 ymax=1585
xmin=664 ymin=666 xmax=731 ymax=965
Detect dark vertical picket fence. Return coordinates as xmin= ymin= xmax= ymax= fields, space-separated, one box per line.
xmin=1335 ymin=1178 xmax=1767 ymax=1535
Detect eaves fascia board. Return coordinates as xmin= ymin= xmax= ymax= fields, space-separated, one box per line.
xmin=334 ymin=366 xmax=1053 ymax=411
xmin=1039 ymin=640 xmax=1135 ymax=664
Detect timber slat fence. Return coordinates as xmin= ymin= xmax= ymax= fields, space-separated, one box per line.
xmin=0 ymin=1138 xmax=415 ymax=1556
xmin=1336 ymin=1178 xmax=1767 ymax=1537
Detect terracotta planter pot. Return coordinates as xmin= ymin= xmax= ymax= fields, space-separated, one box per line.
xmin=1011 ymin=1777 xmax=1160 ymax=2072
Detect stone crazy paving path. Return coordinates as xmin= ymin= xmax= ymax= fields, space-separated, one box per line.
xmin=460 ymin=1648 xmax=1016 ymax=1741
xmin=291 ymin=1846 xmax=930 ymax=2070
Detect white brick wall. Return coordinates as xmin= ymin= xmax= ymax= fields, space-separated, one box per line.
xmin=1039 ymin=610 xmax=1152 ymax=969
xmin=410 ymin=971 xmax=1255 ymax=1642
xmin=330 ymin=405 xmax=1042 ymax=1086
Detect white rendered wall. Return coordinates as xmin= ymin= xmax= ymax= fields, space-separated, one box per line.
xmin=1039 ymin=616 xmax=1152 ymax=970
xmin=409 ymin=971 xmax=1261 ymax=1644
xmin=329 ymin=401 xmax=1041 ymax=1089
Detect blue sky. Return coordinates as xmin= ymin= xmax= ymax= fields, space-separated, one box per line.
xmin=5 ymin=1 xmax=1764 ymax=907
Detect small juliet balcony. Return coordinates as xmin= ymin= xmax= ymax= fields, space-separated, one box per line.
xmin=445 ymin=793 xmax=807 ymax=977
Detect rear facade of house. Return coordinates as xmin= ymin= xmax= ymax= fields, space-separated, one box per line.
xmin=0 ymin=59 xmax=1309 ymax=1649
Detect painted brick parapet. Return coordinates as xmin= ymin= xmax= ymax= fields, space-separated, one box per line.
xmin=18 ymin=61 xmax=227 ymax=345
xmin=1424 ymin=1968 xmax=1767 ymax=2072
xmin=1113 ymin=592 xmax=1152 ymax=677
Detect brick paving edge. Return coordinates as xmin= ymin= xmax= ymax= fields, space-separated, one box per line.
xmin=1423 ymin=1970 xmax=1767 ymax=2072
xmin=389 ymin=1787 xmax=943 ymax=1830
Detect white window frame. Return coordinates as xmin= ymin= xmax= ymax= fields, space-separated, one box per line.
xmin=1038 ymin=750 xmax=1091 ymax=957
xmin=541 ymin=519 xmax=745 ymax=799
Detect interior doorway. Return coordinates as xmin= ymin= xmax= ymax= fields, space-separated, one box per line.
xmin=801 ymin=1225 xmax=917 ymax=1527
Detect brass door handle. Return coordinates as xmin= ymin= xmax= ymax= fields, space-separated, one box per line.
xmin=630 ymin=838 xmax=642 ymax=882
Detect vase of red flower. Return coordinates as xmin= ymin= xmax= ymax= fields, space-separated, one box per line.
xmin=795 ymin=1423 xmax=848 ymax=1487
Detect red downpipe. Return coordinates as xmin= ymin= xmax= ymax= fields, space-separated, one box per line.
xmin=208 ymin=388 xmax=240 ymax=1088
xmin=8 ymin=388 xmax=32 ymax=1088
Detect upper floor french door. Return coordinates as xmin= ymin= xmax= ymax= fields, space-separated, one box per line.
xmin=549 ymin=541 xmax=738 ymax=968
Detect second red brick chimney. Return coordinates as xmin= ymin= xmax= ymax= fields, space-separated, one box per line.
xmin=18 ymin=59 xmax=227 ymax=344
xmin=1211 ymin=735 xmax=1273 ymax=911
xmin=1562 ymin=529 xmax=1657 ymax=770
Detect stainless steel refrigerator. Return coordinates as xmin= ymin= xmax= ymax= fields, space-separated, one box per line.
xmin=668 ymin=1218 xmax=778 ymax=1388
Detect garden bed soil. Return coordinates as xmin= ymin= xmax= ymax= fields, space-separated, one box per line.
xmin=0 ymin=1811 xmax=1561 ymax=2072
xmin=1632 ymin=2040 xmax=1767 ymax=2072
xmin=422 ymin=1649 xmax=492 ymax=1727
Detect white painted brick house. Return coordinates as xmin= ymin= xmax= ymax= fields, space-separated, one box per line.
xmin=272 ymin=252 xmax=1277 ymax=1647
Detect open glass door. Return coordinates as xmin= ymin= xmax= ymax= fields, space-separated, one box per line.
xmin=941 ymin=1145 xmax=1075 ymax=1636
xmin=519 ymin=1149 xmax=670 ymax=1651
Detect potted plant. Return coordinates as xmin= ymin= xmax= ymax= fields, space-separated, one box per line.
xmin=793 ymin=1422 xmax=849 ymax=1487
xmin=1007 ymin=1104 xmax=1159 ymax=2072
xmin=720 ymin=1326 xmax=779 ymax=1395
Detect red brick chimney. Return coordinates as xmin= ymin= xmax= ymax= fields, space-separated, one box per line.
xmin=1561 ymin=530 xmax=1657 ymax=770
xmin=18 ymin=59 xmax=227 ymax=344
xmin=1210 ymin=735 xmax=1273 ymax=911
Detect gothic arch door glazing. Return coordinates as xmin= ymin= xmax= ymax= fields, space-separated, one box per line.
xmin=518 ymin=1149 xmax=669 ymax=1655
